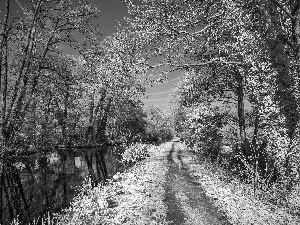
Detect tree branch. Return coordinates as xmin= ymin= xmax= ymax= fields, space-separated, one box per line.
xmin=148 ymin=58 xmax=244 ymax=73
xmin=270 ymin=0 xmax=295 ymax=22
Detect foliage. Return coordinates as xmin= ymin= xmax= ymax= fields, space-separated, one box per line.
xmin=0 ymin=0 xmax=165 ymax=223
xmin=0 ymin=0 xmax=101 ymax=148
xmin=173 ymin=101 xmax=224 ymax=158
xmin=181 ymin=142 xmax=300 ymax=225
xmin=144 ymin=106 xmax=174 ymax=143
xmin=106 ymin=99 xmax=148 ymax=143
xmin=121 ymin=143 xmax=151 ymax=166
xmin=126 ymin=0 xmax=300 ymax=197
xmin=55 ymin=144 xmax=168 ymax=225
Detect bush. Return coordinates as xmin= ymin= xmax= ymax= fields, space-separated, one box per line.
xmin=179 ymin=104 xmax=223 ymax=158
xmin=121 ymin=143 xmax=151 ymax=166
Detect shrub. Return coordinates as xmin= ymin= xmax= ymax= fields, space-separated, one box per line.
xmin=181 ymin=104 xmax=223 ymax=158
xmin=121 ymin=143 xmax=151 ymax=166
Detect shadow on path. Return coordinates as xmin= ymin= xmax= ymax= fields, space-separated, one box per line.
xmin=164 ymin=142 xmax=186 ymax=224
xmin=163 ymin=142 xmax=231 ymax=225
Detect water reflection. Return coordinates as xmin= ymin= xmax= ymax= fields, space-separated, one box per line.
xmin=1 ymin=146 xmax=125 ymax=225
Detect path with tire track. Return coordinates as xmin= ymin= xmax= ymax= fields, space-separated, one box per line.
xmin=164 ymin=140 xmax=230 ymax=225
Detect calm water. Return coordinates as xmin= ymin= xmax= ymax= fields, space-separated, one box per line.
xmin=1 ymin=146 xmax=125 ymax=224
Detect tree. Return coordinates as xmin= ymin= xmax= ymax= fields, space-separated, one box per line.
xmin=125 ymin=0 xmax=300 ymax=190
xmin=75 ymin=28 xmax=152 ymax=145
xmin=239 ymin=0 xmax=300 ymax=189
xmin=122 ymin=0 xmax=254 ymax=143
xmin=0 ymin=0 xmax=101 ymax=148
xmin=144 ymin=106 xmax=173 ymax=143
xmin=0 ymin=0 xmax=101 ymax=223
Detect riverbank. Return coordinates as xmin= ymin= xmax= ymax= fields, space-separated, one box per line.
xmin=55 ymin=143 xmax=170 ymax=225
xmin=54 ymin=140 xmax=300 ymax=224
xmin=178 ymin=142 xmax=300 ymax=225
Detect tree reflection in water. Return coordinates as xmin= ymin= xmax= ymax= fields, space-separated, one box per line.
xmin=0 ymin=146 xmax=125 ymax=225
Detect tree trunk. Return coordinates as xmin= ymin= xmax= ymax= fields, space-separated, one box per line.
xmin=94 ymin=151 xmax=102 ymax=182
xmin=85 ymin=152 xmax=97 ymax=186
xmin=252 ymin=110 xmax=260 ymax=149
xmin=100 ymin=147 xmax=108 ymax=179
xmin=3 ymin=171 xmax=14 ymax=222
xmin=13 ymin=166 xmax=30 ymax=220
xmin=235 ymin=69 xmax=246 ymax=142
xmin=0 ymin=166 xmax=3 ymax=224
xmin=61 ymin=152 xmax=67 ymax=208
xmin=95 ymin=150 xmax=107 ymax=181
xmin=6 ymin=167 xmax=19 ymax=221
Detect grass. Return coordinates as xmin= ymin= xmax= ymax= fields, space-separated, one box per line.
xmin=13 ymin=140 xmax=300 ymax=225
xmin=54 ymin=143 xmax=170 ymax=225
xmin=179 ymin=143 xmax=300 ymax=225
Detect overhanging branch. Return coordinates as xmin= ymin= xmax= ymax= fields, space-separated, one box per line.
xmin=169 ymin=58 xmax=244 ymax=72
xmin=269 ymin=0 xmax=295 ymax=22
xmin=147 ymin=58 xmax=245 ymax=73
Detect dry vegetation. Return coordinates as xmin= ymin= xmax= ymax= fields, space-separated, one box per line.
xmin=179 ymin=143 xmax=300 ymax=225
xmin=55 ymin=144 xmax=170 ymax=225
xmin=12 ymin=141 xmax=300 ymax=225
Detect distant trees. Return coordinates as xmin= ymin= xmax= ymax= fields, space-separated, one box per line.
xmin=144 ymin=106 xmax=174 ymax=143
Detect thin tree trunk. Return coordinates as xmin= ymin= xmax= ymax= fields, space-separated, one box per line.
xmin=94 ymin=151 xmax=102 ymax=182
xmin=85 ymin=152 xmax=97 ymax=186
xmin=252 ymin=109 xmax=260 ymax=149
xmin=0 ymin=166 xmax=3 ymax=224
xmin=62 ymin=152 xmax=67 ymax=208
xmin=95 ymin=151 xmax=106 ymax=181
xmin=25 ymin=163 xmax=35 ymax=206
xmin=96 ymin=99 xmax=112 ymax=143
xmin=235 ymin=69 xmax=246 ymax=142
xmin=87 ymin=91 xmax=95 ymax=141
xmin=6 ymin=168 xmax=19 ymax=221
xmin=0 ymin=0 xmax=10 ymax=143
xmin=42 ymin=160 xmax=49 ymax=213
xmin=13 ymin=167 xmax=30 ymax=220
xmin=3 ymin=171 xmax=14 ymax=222
xmin=99 ymin=149 xmax=108 ymax=179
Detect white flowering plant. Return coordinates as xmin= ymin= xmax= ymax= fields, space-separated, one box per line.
xmin=54 ymin=143 xmax=168 ymax=225
xmin=121 ymin=143 xmax=152 ymax=166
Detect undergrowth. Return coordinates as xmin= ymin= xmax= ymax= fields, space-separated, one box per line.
xmin=183 ymin=144 xmax=300 ymax=225
xmin=12 ymin=143 xmax=167 ymax=225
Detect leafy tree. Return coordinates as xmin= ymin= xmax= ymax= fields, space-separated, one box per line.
xmin=74 ymin=28 xmax=151 ymax=146
xmin=106 ymin=99 xmax=148 ymax=144
xmin=122 ymin=0 xmax=253 ymax=143
xmin=0 ymin=0 xmax=101 ymax=148
xmin=125 ymin=0 xmax=300 ymax=192
xmin=0 ymin=0 xmax=102 ymax=223
xmin=238 ymin=0 xmax=300 ymax=189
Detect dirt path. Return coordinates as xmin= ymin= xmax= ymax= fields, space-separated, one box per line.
xmin=164 ymin=140 xmax=230 ymax=225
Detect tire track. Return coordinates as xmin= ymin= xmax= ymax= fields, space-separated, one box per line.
xmin=164 ymin=142 xmax=186 ymax=224
xmin=164 ymin=141 xmax=230 ymax=225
